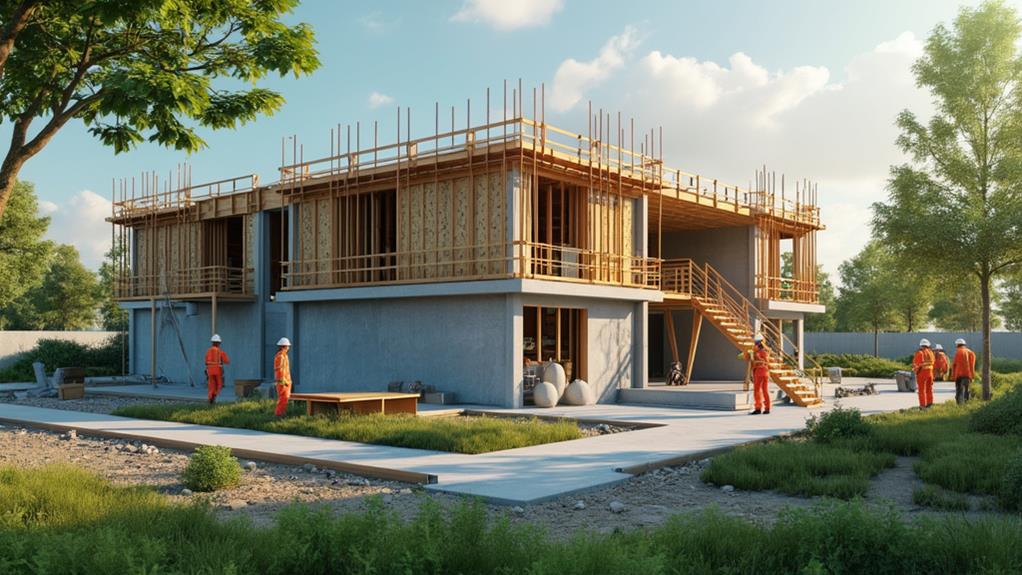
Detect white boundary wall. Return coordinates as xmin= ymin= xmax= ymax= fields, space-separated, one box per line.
xmin=804 ymin=332 xmax=1022 ymax=359
xmin=0 ymin=331 xmax=117 ymax=369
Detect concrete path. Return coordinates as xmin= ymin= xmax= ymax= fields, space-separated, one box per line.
xmin=0 ymin=380 xmax=953 ymax=505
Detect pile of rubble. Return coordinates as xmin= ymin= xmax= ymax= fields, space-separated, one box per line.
xmin=834 ymin=383 xmax=879 ymax=398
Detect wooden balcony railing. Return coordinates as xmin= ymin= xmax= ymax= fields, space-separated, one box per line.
xmin=281 ymin=241 xmax=661 ymax=291
xmin=115 ymin=266 xmax=253 ymax=299
xmin=755 ymin=275 xmax=819 ymax=304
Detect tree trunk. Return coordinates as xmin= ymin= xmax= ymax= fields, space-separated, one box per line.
xmin=0 ymin=151 xmax=27 ymax=221
xmin=873 ymin=327 xmax=879 ymax=358
xmin=981 ymin=272 xmax=992 ymax=401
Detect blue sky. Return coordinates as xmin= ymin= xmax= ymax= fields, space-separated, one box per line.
xmin=10 ymin=0 xmax=1004 ymax=273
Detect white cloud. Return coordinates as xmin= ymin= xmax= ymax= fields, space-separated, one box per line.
xmin=36 ymin=200 xmax=57 ymax=216
xmin=549 ymin=26 xmax=639 ymax=112
xmin=546 ymin=30 xmax=931 ymax=282
xmin=368 ymin=91 xmax=394 ymax=109
xmin=44 ymin=190 xmax=111 ymax=270
xmin=359 ymin=11 xmax=396 ymax=32
xmin=451 ymin=0 xmax=563 ymax=30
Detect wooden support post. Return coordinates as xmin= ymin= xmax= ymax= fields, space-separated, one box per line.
xmin=150 ymin=298 xmax=157 ymax=388
xmin=685 ymin=311 xmax=703 ymax=385
xmin=664 ymin=310 xmax=679 ymax=364
xmin=211 ymin=294 xmax=218 ymax=335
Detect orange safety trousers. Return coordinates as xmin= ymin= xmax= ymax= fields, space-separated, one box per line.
xmin=275 ymin=383 xmax=291 ymax=416
xmin=207 ymin=372 xmax=223 ymax=402
xmin=917 ymin=370 xmax=934 ymax=407
xmin=753 ymin=371 xmax=771 ymax=411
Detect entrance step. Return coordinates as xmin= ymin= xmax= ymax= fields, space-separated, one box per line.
xmin=620 ymin=383 xmax=752 ymax=411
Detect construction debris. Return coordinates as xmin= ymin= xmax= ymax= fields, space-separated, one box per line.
xmin=834 ymin=384 xmax=879 ymax=398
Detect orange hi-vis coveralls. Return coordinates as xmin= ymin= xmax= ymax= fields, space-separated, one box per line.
xmin=204 ymin=345 xmax=230 ymax=402
xmin=741 ymin=345 xmax=771 ymax=412
xmin=274 ymin=348 xmax=291 ymax=417
xmin=934 ymin=351 xmax=950 ymax=381
xmin=951 ymin=346 xmax=976 ymax=404
xmin=913 ymin=347 xmax=935 ymax=408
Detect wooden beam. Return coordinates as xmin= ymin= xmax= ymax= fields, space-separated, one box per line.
xmin=685 ymin=310 xmax=703 ymax=384
xmin=664 ymin=310 xmax=679 ymax=364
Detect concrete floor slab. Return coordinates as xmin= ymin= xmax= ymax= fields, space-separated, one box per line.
xmin=0 ymin=379 xmax=953 ymax=504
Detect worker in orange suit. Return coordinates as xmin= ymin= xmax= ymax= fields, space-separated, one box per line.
xmin=274 ymin=337 xmax=292 ymax=417
xmin=951 ymin=338 xmax=976 ymax=405
xmin=204 ymin=334 xmax=230 ymax=404
xmin=933 ymin=343 xmax=950 ymax=381
xmin=738 ymin=333 xmax=771 ymax=415
xmin=913 ymin=338 xmax=935 ymax=409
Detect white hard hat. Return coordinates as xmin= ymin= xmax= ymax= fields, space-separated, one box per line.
xmin=955 ymin=338 xmax=966 ymax=346
xmin=276 ymin=337 xmax=291 ymax=347
xmin=753 ymin=334 xmax=764 ymax=343
xmin=919 ymin=338 xmax=930 ymax=347
xmin=934 ymin=343 xmax=943 ymax=351
xmin=210 ymin=334 xmax=222 ymax=343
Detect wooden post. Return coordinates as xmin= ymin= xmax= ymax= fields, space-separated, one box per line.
xmin=211 ymin=294 xmax=218 ymax=335
xmin=685 ymin=311 xmax=703 ymax=385
xmin=150 ymin=298 xmax=157 ymax=388
xmin=664 ymin=310 xmax=679 ymax=364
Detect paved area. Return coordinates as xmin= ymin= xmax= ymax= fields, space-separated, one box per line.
xmin=0 ymin=379 xmax=952 ymax=504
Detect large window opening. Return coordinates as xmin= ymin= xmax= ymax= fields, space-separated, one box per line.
xmin=268 ymin=210 xmax=287 ymax=294
xmin=522 ymin=305 xmax=587 ymax=383
xmin=531 ymin=177 xmax=581 ymax=278
xmin=337 ymin=189 xmax=397 ymax=284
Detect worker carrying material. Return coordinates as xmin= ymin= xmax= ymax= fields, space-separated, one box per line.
xmin=738 ymin=333 xmax=771 ymax=415
xmin=933 ymin=343 xmax=950 ymax=381
xmin=204 ymin=334 xmax=230 ymax=404
xmin=912 ymin=338 xmax=935 ymax=409
xmin=274 ymin=337 xmax=292 ymax=417
xmin=951 ymin=338 xmax=976 ymax=405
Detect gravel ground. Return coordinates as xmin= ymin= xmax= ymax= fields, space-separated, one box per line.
xmin=0 ymin=395 xmax=1006 ymax=532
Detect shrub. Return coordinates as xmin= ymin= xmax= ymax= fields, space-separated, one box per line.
xmin=999 ymin=449 xmax=1022 ymax=511
xmin=990 ymin=357 xmax=1022 ymax=374
xmin=810 ymin=354 xmax=909 ymax=378
xmin=181 ymin=445 xmax=241 ymax=492
xmin=990 ymin=371 xmax=1022 ymax=390
xmin=805 ymin=405 xmax=872 ymax=444
xmin=970 ymin=385 xmax=1022 ymax=436
xmin=0 ymin=334 xmax=126 ymax=382
xmin=913 ymin=433 xmax=1022 ymax=497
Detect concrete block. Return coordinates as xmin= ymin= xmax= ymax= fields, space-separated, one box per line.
xmin=533 ymin=381 xmax=559 ymax=407
xmin=562 ymin=379 xmax=595 ymax=406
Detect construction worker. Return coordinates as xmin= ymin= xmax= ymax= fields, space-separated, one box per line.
xmin=274 ymin=337 xmax=292 ymax=417
xmin=738 ymin=334 xmax=771 ymax=415
xmin=913 ymin=338 xmax=935 ymax=409
xmin=933 ymin=343 xmax=950 ymax=381
xmin=951 ymin=338 xmax=976 ymax=405
xmin=204 ymin=334 xmax=230 ymax=404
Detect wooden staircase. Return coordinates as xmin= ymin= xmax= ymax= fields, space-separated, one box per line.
xmin=661 ymin=260 xmax=824 ymax=407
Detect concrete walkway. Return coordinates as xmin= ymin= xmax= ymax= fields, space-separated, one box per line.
xmin=0 ymin=380 xmax=953 ymax=504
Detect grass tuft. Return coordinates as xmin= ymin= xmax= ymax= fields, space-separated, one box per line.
xmin=912 ymin=484 xmax=971 ymax=511
xmin=113 ymin=400 xmax=583 ymax=454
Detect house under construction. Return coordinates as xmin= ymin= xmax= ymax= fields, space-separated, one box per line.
xmin=110 ymin=85 xmax=826 ymax=409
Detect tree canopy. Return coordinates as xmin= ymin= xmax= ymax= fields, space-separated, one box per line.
xmin=0 ymin=180 xmax=51 ymax=314
xmin=873 ymin=0 xmax=1022 ymax=398
xmin=0 ymin=0 xmax=319 ymax=221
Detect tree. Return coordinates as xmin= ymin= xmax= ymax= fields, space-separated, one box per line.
xmin=834 ymin=242 xmax=902 ymax=356
xmin=781 ymin=251 xmax=837 ymax=331
xmin=27 ymin=244 xmax=101 ymax=330
xmin=0 ymin=180 xmax=51 ymax=325
xmin=886 ymin=256 xmax=934 ymax=332
xmin=928 ymin=276 xmax=999 ymax=331
xmin=872 ymin=1 xmax=1022 ymax=399
xmin=0 ymin=1 xmax=319 ymax=222
xmin=97 ymin=240 xmax=127 ymax=331
xmin=999 ymin=273 xmax=1022 ymax=330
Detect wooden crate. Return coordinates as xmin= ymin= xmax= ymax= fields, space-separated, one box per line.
xmin=58 ymin=383 xmax=85 ymax=400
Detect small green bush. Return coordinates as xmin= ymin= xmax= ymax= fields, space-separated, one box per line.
xmin=912 ymin=484 xmax=971 ymax=511
xmin=991 ymin=357 xmax=1022 ymax=374
xmin=999 ymin=450 xmax=1022 ymax=511
xmin=805 ymin=406 xmax=873 ymax=444
xmin=990 ymin=371 xmax=1022 ymax=390
xmin=181 ymin=445 xmax=241 ymax=492
xmin=0 ymin=334 xmax=126 ymax=382
xmin=810 ymin=354 xmax=909 ymax=378
xmin=970 ymin=385 xmax=1022 ymax=436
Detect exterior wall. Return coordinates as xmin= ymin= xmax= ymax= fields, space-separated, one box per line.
xmin=0 ymin=331 xmax=119 ymax=370
xmin=659 ymin=225 xmax=755 ymax=381
xmin=805 ymin=331 xmax=1022 ymax=359
xmin=293 ymin=294 xmax=512 ymax=406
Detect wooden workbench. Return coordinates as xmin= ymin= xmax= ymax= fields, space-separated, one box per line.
xmin=288 ymin=392 xmax=420 ymax=416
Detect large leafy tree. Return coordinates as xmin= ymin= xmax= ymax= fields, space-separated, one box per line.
xmin=0 ymin=180 xmax=51 ymax=321
xmin=96 ymin=240 xmax=127 ymax=331
xmin=26 ymin=244 xmax=101 ymax=330
xmin=834 ymin=241 xmax=902 ymax=356
xmin=0 ymin=0 xmax=319 ymax=222
xmin=928 ymin=276 xmax=999 ymax=331
xmin=873 ymin=1 xmax=1022 ymax=399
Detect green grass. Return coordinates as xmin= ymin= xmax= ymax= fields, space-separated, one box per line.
xmin=810 ymin=353 xmax=910 ymax=378
xmin=4 ymin=465 xmax=1022 ymax=574
xmin=914 ymin=433 xmax=1022 ymax=496
xmin=112 ymin=400 xmax=583 ymax=454
xmin=912 ymin=484 xmax=972 ymax=511
xmin=701 ymin=440 xmax=895 ymax=499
